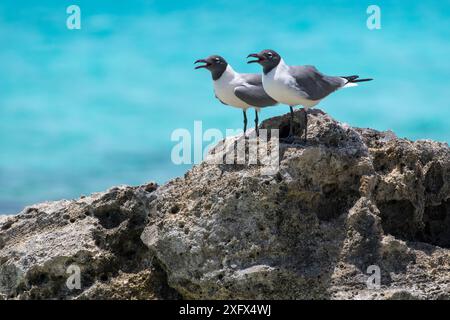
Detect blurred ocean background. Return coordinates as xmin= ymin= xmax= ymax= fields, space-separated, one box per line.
xmin=0 ymin=0 xmax=449 ymax=214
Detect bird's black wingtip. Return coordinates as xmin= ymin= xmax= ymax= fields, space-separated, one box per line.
xmin=352 ymin=78 xmax=373 ymax=83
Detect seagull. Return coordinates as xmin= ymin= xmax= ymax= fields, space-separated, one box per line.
xmin=247 ymin=49 xmax=373 ymax=142
xmin=195 ymin=55 xmax=278 ymax=137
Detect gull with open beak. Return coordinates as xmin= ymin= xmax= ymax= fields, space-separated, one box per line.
xmin=247 ymin=49 xmax=373 ymax=142
xmin=195 ymin=55 xmax=278 ymax=136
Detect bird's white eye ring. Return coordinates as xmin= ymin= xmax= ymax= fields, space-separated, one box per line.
xmin=215 ymin=58 xmax=220 ymax=63
xmin=267 ymin=52 xmax=273 ymax=57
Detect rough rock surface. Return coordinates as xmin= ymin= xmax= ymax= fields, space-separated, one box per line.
xmin=1 ymin=110 xmax=449 ymax=299
xmin=0 ymin=184 xmax=179 ymax=299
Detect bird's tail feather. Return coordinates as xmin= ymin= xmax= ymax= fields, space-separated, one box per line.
xmin=341 ymin=75 xmax=373 ymax=83
xmin=340 ymin=75 xmax=373 ymax=88
xmin=341 ymin=75 xmax=359 ymax=82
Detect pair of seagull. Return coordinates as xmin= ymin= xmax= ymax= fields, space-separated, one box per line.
xmin=195 ymin=49 xmax=372 ymax=141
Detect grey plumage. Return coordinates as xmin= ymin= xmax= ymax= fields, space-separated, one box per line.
xmin=234 ymin=74 xmax=278 ymax=107
xmin=289 ymin=65 xmax=346 ymax=100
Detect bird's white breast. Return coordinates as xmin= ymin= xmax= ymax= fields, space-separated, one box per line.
xmin=263 ymin=60 xmax=320 ymax=108
xmin=213 ymin=66 xmax=249 ymax=109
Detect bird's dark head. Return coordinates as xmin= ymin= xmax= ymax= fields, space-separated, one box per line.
xmin=247 ymin=49 xmax=281 ymax=74
xmin=194 ymin=55 xmax=228 ymax=80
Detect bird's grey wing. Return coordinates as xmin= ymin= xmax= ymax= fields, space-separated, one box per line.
xmin=289 ymin=65 xmax=346 ymax=100
xmin=240 ymin=73 xmax=263 ymax=86
xmin=234 ymin=85 xmax=278 ymax=108
xmin=215 ymin=94 xmax=228 ymax=105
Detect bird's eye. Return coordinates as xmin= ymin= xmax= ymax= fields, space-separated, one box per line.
xmin=267 ymin=52 xmax=273 ymax=58
xmin=215 ymin=58 xmax=220 ymax=63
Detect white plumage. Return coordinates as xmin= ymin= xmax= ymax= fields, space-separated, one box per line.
xmin=213 ymin=65 xmax=250 ymax=109
xmin=263 ymin=59 xmax=327 ymax=108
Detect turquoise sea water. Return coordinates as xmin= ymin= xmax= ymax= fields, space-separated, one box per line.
xmin=1 ymin=0 xmax=449 ymax=214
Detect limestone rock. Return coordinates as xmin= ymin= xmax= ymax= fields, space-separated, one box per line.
xmin=141 ymin=110 xmax=450 ymax=299
xmin=0 ymin=183 xmax=179 ymax=299
xmin=1 ymin=109 xmax=449 ymax=300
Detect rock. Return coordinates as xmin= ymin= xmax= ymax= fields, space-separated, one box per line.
xmin=1 ymin=109 xmax=449 ymax=300
xmin=0 ymin=183 xmax=179 ymax=299
xmin=141 ymin=109 xmax=450 ymax=299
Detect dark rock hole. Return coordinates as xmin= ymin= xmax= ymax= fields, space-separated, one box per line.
xmin=170 ymin=205 xmax=180 ymax=214
xmin=420 ymin=200 xmax=450 ymax=248
xmin=316 ymin=184 xmax=359 ymax=221
xmin=93 ymin=209 xmax=126 ymax=229
xmin=378 ymin=200 xmax=417 ymax=240
xmin=379 ymin=199 xmax=450 ymax=248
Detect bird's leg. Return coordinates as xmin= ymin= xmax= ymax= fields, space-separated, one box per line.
xmin=303 ymin=108 xmax=308 ymax=143
xmin=243 ymin=109 xmax=248 ymax=137
xmin=280 ymin=106 xmax=296 ymax=144
xmin=254 ymin=109 xmax=259 ymax=137
xmin=289 ymin=106 xmax=294 ymax=137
